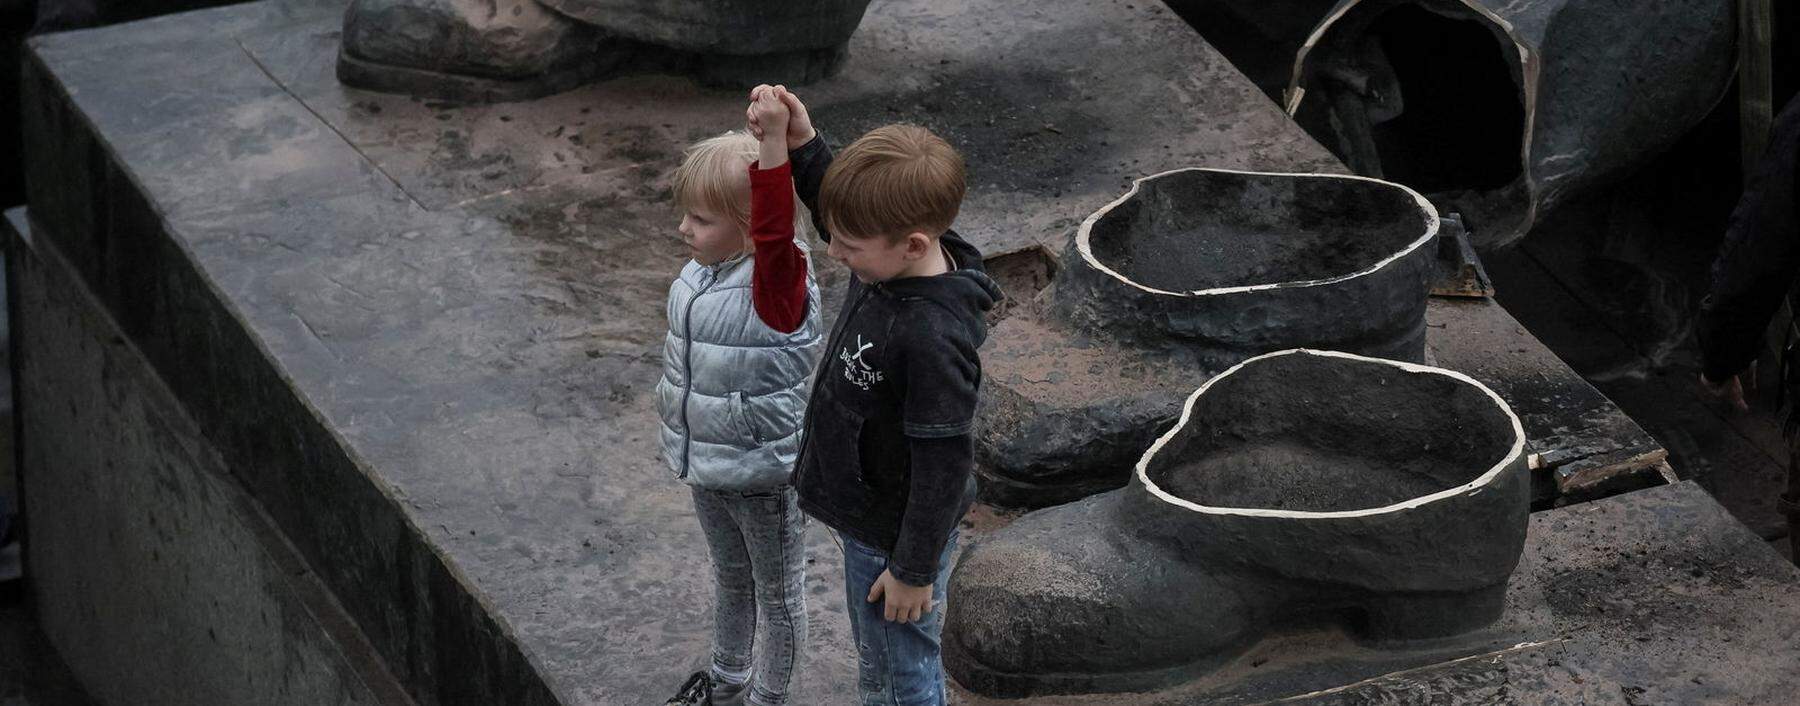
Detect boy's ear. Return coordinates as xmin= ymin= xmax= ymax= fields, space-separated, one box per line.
xmin=904 ymin=231 xmax=933 ymax=260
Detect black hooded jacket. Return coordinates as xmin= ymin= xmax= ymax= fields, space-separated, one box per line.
xmin=1699 ymin=96 xmax=1800 ymax=383
xmin=786 ymin=132 xmax=1003 ymax=586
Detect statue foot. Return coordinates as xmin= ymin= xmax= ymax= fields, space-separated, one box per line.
xmin=338 ymin=0 xmax=621 ymax=103
xmin=338 ymin=0 xmax=856 ymax=101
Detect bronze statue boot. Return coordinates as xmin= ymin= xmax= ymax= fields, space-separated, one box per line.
xmin=337 ymin=0 xmax=872 ymax=102
xmin=976 ymin=168 xmax=1440 ymax=508
xmin=945 ymin=349 xmax=1531 ymax=697
xmin=338 ymin=0 xmax=617 ymax=102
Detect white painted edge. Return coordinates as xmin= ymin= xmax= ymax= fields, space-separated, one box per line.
xmin=1283 ymin=0 xmax=1542 ymax=246
xmin=1135 ymin=348 xmax=1528 ymax=519
xmin=1073 ymin=167 xmax=1440 ymax=297
xmin=1287 ymin=0 xmax=1526 ymax=119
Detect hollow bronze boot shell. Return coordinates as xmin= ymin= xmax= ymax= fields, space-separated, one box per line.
xmin=947 ymin=349 xmax=1531 ymax=697
xmin=336 ymin=0 xmax=870 ymax=101
xmin=977 ymin=168 xmax=1439 ymax=508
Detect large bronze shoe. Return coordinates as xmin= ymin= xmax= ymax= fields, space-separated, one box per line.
xmin=338 ymin=0 xmax=873 ymax=101
xmin=1286 ymin=0 xmax=1734 ymax=247
xmin=338 ymin=0 xmax=616 ymax=102
xmin=977 ymin=168 xmax=1439 ymax=507
xmin=946 ymin=349 xmax=1530 ymax=697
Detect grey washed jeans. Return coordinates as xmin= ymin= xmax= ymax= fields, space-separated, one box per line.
xmin=690 ymin=486 xmax=808 ymax=706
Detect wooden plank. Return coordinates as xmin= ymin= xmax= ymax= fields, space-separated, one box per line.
xmin=1430 ymin=213 xmax=1497 ymax=298
xmin=1423 ymin=297 xmax=1670 ymax=507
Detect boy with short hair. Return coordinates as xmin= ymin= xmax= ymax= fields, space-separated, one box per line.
xmin=748 ymin=87 xmax=1002 ymax=706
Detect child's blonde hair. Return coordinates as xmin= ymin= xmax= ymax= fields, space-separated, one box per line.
xmin=819 ymin=124 xmax=965 ymax=242
xmin=672 ymin=130 xmax=812 ymax=242
xmin=673 ymin=131 xmax=760 ymax=231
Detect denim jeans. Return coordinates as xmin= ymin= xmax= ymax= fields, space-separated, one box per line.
xmin=691 ymin=486 xmax=809 ymax=706
xmin=838 ymin=530 xmax=959 ymax=706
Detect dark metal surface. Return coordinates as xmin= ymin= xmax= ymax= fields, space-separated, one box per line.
xmin=950 ymin=350 xmax=1530 ymax=697
xmin=978 ymin=168 xmax=1437 ymax=508
xmin=1288 ymin=0 xmax=1735 ymax=248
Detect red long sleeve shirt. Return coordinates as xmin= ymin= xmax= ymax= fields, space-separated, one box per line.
xmin=747 ymin=161 xmax=809 ymax=333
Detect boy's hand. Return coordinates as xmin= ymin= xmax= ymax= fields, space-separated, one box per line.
xmin=776 ymin=87 xmax=817 ymax=148
xmin=1700 ymin=362 xmax=1755 ymax=412
xmin=867 ymin=569 xmax=933 ymax=623
xmin=745 ymin=84 xmax=817 ymax=149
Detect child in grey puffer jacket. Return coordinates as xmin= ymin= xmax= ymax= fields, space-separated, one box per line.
xmin=656 ymin=88 xmax=821 ymax=706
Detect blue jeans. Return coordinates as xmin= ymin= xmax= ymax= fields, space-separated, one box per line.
xmin=691 ymin=487 xmax=808 ymax=706
xmin=838 ymin=530 xmax=958 ymax=706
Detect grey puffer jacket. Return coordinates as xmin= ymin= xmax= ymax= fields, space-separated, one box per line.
xmin=655 ymin=249 xmax=823 ymax=491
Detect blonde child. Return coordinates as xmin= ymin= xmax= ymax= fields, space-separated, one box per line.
xmin=657 ymin=89 xmax=820 ymax=706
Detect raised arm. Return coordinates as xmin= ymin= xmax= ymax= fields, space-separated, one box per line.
xmin=1698 ymin=98 xmax=1800 ymax=388
xmin=749 ymin=86 xmax=833 ymax=240
xmin=746 ymin=87 xmax=808 ymax=333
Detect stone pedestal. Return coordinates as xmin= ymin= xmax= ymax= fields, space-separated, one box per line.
xmin=14 ymin=0 xmax=1337 ymax=702
xmin=11 ymin=0 xmax=1721 ymax=702
xmin=6 ymin=208 xmax=406 ymax=706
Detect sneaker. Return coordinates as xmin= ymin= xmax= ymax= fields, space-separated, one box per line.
xmin=664 ymin=671 xmax=712 ymax=706
xmin=709 ymin=677 xmax=746 ymax=706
